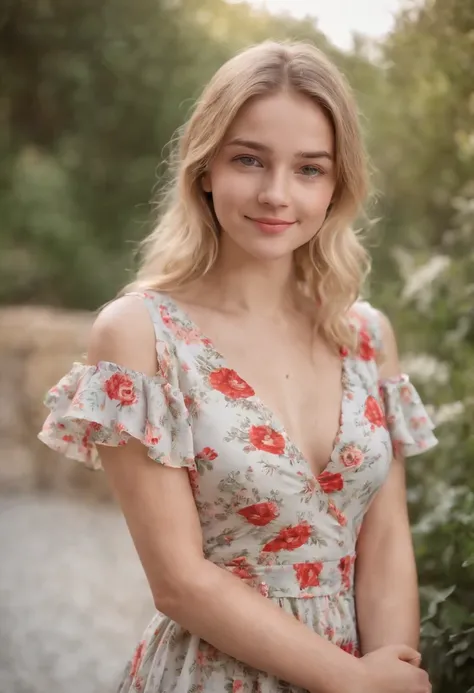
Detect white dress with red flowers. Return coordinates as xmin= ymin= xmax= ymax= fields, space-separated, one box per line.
xmin=38 ymin=291 xmax=438 ymax=693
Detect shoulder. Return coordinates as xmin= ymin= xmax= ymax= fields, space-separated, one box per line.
xmin=88 ymin=294 xmax=158 ymax=376
xmin=349 ymin=300 xmax=400 ymax=377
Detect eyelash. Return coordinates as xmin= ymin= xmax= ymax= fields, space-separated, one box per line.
xmin=233 ymin=155 xmax=324 ymax=178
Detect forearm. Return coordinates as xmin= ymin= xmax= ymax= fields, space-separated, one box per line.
xmin=355 ymin=531 xmax=420 ymax=654
xmin=158 ymin=559 xmax=362 ymax=693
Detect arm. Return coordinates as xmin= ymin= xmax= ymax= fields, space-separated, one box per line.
xmin=87 ymin=296 xmax=363 ymax=693
xmin=355 ymin=311 xmax=420 ymax=654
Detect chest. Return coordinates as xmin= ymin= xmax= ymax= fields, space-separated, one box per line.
xmin=176 ymin=332 xmax=392 ymax=515
xmin=182 ymin=320 xmax=346 ymax=478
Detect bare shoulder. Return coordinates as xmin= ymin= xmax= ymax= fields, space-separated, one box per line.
xmin=88 ymin=294 xmax=157 ymax=375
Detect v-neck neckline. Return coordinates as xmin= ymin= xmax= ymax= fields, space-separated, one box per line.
xmin=158 ymin=291 xmax=349 ymax=480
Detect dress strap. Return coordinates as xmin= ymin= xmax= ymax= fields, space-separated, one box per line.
xmin=123 ymin=290 xmax=174 ymax=372
xmin=351 ymin=300 xmax=384 ymax=359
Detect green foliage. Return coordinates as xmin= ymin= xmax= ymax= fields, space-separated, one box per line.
xmin=1 ymin=0 xmax=473 ymax=689
xmin=364 ymin=2 xmax=474 ymax=688
xmin=0 ymin=0 xmax=332 ymax=307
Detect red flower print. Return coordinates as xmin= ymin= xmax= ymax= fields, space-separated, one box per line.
xmin=262 ymin=522 xmax=312 ymax=553
xmin=209 ymin=368 xmax=255 ymax=399
xmin=144 ymin=421 xmax=161 ymax=446
xmin=399 ymin=384 xmax=413 ymax=403
xmin=233 ymin=681 xmax=244 ymax=693
xmin=410 ymin=416 xmax=427 ymax=430
xmin=324 ymin=625 xmax=336 ymax=640
xmin=293 ymin=561 xmax=324 ymax=589
xmin=62 ymin=434 xmax=75 ymax=443
xmin=249 ymin=425 xmax=285 ymax=455
xmin=196 ymin=643 xmax=220 ymax=668
xmin=134 ymin=676 xmax=144 ymax=691
xmin=81 ymin=422 xmax=99 ymax=447
xmin=195 ymin=447 xmax=218 ymax=462
xmin=228 ymin=556 xmax=255 ymax=580
xmin=188 ymin=468 xmax=200 ymax=496
xmin=339 ymin=642 xmax=354 ymax=655
xmin=237 ymin=501 xmax=279 ymax=526
xmin=318 ymin=471 xmax=344 ymax=494
xmin=158 ymin=305 xmax=173 ymax=325
xmin=81 ymin=421 xmax=102 ymax=448
xmin=339 ymin=444 xmax=364 ymax=468
xmin=103 ymin=373 xmax=137 ymax=406
xmin=328 ymin=500 xmax=347 ymax=526
xmin=130 ymin=640 xmax=146 ymax=679
xmin=338 ymin=641 xmax=360 ymax=657
xmin=358 ymin=329 xmax=375 ymax=361
xmin=364 ymin=395 xmax=386 ymax=428
xmin=184 ymin=394 xmax=195 ymax=410
xmin=339 ymin=555 xmax=355 ymax=590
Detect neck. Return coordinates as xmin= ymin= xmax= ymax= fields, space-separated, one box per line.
xmin=200 ymin=240 xmax=301 ymax=318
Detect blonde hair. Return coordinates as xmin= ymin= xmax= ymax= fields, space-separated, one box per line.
xmin=124 ymin=41 xmax=371 ymax=350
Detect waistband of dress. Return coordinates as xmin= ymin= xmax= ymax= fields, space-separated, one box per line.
xmin=218 ymin=553 xmax=356 ymax=599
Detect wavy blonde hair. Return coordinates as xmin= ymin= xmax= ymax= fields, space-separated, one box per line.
xmin=124 ymin=41 xmax=371 ymax=350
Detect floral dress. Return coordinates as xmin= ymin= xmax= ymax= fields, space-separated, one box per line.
xmin=38 ymin=291 xmax=438 ymax=693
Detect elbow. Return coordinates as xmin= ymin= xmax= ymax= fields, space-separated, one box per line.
xmin=151 ymin=559 xmax=214 ymax=614
xmin=152 ymin=584 xmax=188 ymax=615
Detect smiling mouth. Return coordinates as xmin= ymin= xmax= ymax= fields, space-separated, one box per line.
xmin=246 ymin=217 xmax=296 ymax=234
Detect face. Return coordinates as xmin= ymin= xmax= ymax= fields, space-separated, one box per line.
xmin=202 ymin=89 xmax=336 ymax=263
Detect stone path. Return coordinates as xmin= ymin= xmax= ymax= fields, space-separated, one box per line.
xmin=0 ymin=492 xmax=154 ymax=693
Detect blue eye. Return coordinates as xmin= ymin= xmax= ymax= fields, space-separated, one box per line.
xmin=235 ymin=155 xmax=261 ymax=167
xmin=300 ymin=165 xmax=323 ymax=178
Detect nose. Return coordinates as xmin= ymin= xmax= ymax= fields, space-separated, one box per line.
xmin=257 ymin=170 xmax=290 ymax=208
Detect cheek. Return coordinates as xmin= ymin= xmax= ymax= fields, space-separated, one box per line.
xmin=211 ymin=170 xmax=254 ymax=215
xmin=297 ymin=181 xmax=334 ymax=217
xmin=212 ymin=186 xmax=237 ymax=223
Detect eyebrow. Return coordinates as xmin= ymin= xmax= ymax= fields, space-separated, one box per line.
xmin=225 ymin=137 xmax=333 ymax=161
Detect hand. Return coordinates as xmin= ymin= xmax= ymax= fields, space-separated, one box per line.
xmin=354 ymin=644 xmax=431 ymax=693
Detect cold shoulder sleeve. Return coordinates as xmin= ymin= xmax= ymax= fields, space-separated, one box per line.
xmin=352 ymin=300 xmax=438 ymax=458
xmin=379 ymin=374 xmax=437 ymax=457
xmin=38 ymin=360 xmax=195 ymax=471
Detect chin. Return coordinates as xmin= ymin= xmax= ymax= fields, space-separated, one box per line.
xmin=220 ymin=226 xmax=309 ymax=262
xmin=242 ymin=239 xmax=300 ymax=262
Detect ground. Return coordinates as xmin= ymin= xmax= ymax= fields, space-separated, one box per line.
xmin=0 ymin=492 xmax=154 ymax=693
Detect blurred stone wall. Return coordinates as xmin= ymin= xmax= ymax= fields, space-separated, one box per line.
xmin=0 ymin=307 xmax=154 ymax=693
xmin=0 ymin=305 xmax=112 ymax=501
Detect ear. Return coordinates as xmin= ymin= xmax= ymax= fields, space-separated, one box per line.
xmin=201 ymin=171 xmax=212 ymax=193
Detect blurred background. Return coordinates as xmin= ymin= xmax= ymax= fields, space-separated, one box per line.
xmin=0 ymin=0 xmax=473 ymax=691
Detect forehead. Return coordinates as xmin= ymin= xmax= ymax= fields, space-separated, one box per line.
xmin=225 ymin=90 xmax=334 ymax=153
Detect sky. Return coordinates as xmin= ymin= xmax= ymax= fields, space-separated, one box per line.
xmin=237 ymin=0 xmax=404 ymax=50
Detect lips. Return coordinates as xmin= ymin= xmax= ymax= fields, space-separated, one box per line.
xmin=247 ymin=217 xmax=296 ymax=235
xmin=251 ymin=217 xmax=296 ymax=225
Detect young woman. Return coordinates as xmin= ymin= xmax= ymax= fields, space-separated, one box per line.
xmin=39 ymin=42 xmax=437 ymax=693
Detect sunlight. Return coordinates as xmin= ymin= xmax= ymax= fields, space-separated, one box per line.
xmin=227 ymin=0 xmax=403 ymax=49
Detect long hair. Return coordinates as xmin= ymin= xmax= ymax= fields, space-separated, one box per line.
xmin=123 ymin=41 xmax=371 ymax=350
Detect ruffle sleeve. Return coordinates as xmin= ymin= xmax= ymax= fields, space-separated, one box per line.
xmin=38 ymin=360 xmax=195 ymax=471
xmin=379 ymin=374 xmax=438 ymax=458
